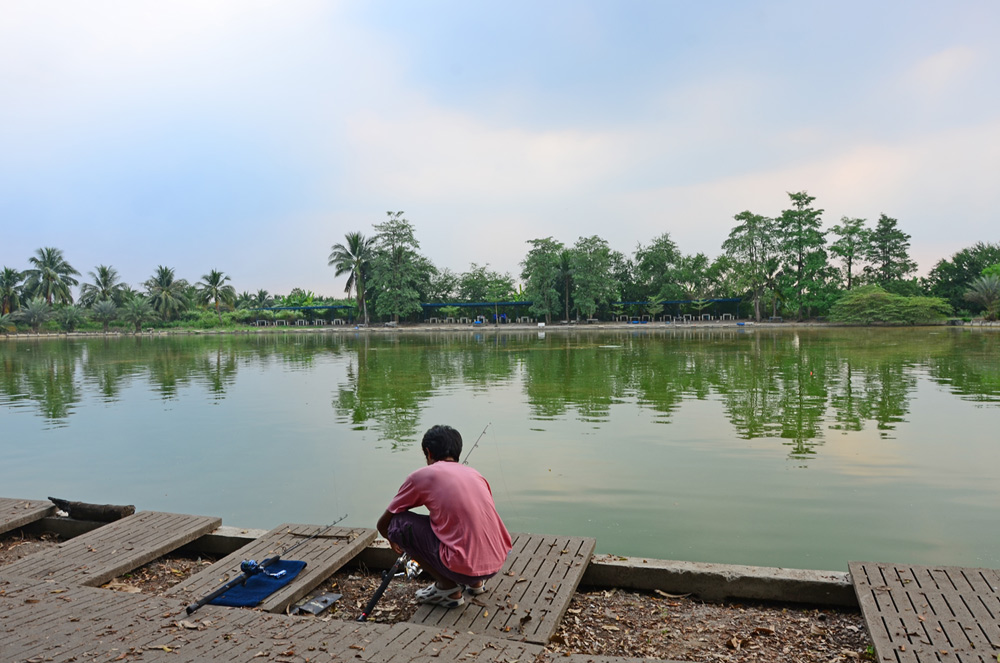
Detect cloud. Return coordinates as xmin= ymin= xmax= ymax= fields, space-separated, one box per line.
xmin=903 ymin=46 xmax=978 ymax=98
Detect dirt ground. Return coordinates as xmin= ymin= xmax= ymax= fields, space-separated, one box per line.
xmin=1 ymin=532 xmax=874 ymax=662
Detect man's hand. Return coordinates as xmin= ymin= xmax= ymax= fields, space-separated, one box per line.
xmin=390 ymin=541 xmax=403 ymax=555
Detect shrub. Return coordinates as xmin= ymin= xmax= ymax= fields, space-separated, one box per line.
xmin=829 ymin=286 xmax=952 ymax=325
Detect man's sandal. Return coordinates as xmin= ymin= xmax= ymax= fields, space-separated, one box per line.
xmin=464 ymin=582 xmax=487 ymax=596
xmin=415 ymin=583 xmax=465 ymax=608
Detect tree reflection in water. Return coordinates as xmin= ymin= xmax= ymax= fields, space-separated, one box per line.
xmin=1 ymin=329 xmax=997 ymax=459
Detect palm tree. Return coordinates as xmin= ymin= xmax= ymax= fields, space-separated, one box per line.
xmin=79 ymin=264 xmax=124 ymax=307
xmin=91 ymin=300 xmax=119 ymax=333
xmin=144 ymin=266 xmax=190 ymax=321
xmin=23 ymin=247 xmax=79 ymax=305
xmin=965 ymin=274 xmax=1000 ymax=321
xmin=15 ymin=297 xmax=52 ymax=333
xmin=120 ymin=295 xmax=155 ymax=333
xmin=329 ymin=232 xmax=374 ymax=325
xmin=196 ymin=269 xmax=237 ymax=322
xmin=252 ymin=289 xmax=273 ymax=309
xmin=0 ymin=266 xmax=24 ymax=314
xmin=55 ymin=305 xmax=86 ymax=332
xmin=235 ymin=291 xmax=253 ymax=310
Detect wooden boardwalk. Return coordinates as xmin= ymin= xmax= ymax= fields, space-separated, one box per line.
xmin=0 ymin=497 xmax=54 ymax=535
xmin=850 ymin=560 xmax=1000 ymax=662
xmin=166 ymin=522 xmax=377 ymax=613
xmin=0 ymin=498 xmax=676 ymax=662
xmin=2 ymin=510 xmax=221 ymax=586
xmin=408 ymin=532 xmax=596 ymax=645
xmin=2 ymin=574 xmax=645 ymax=663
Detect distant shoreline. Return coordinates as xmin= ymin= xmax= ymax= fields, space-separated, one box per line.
xmin=3 ymin=318 xmax=998 ymax=341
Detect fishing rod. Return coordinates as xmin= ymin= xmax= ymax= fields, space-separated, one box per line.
xmin=357 ymin=423 xmax=492 ymax=622
xmin=462 ymin=422 xmax=491 ymax=465
xmin=186 ymin=514 xmax=348 ymax=615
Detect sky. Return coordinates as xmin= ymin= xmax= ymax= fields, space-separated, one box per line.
xmin=2 ymin=1 xmax=998 ymax=297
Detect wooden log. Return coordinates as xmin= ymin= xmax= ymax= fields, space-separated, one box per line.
xmin=48 ymin=497 xmax=135 ymax=522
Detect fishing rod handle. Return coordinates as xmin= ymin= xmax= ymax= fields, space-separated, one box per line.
xmin=185 ymin=554 xmax=281 ymax=615
xmin=356 ymin=553 xmax=408 ymax=622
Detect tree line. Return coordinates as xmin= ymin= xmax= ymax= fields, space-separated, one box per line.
xmin=3 ymin=191 xmax=1000 ymax=333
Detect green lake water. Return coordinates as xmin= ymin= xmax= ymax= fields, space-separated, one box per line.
xmin=2 ymin=327 xmax=998 ymax=572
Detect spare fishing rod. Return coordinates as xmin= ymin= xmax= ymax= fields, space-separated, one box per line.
xmin=357 ymin=423 xmax=491 ymax=622
xmin=186 ymin=514 xmax=348 ymax=615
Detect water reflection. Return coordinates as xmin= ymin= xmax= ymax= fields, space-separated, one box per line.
xmin=1 ymin=329 xmax=998 ymax=456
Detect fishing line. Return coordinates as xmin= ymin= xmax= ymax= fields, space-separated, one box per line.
xmin=487 ymin=424 xmax=523 ymax=524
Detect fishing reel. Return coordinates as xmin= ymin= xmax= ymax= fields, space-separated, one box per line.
xmin=240 ymin=559 xmax=287 ymax=579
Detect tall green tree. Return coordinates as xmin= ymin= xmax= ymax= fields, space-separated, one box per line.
xmin=426 ymin=268 xmax=459 ymax=302
xmin=520 ymin=237 xmax=564 ymax=324
xmin=23 ymin=247 xmax=79 ymax=305
xmin=557 ymin=249 xmax=575 ymax=322
xmin=829 ymin=217 xmax=869 ymax=290
xmin=924 ymin=242 xmax=1000 ymax=311
xmin=673 ymin=253 xmax=712 ymax=301
xmin=634 ymin=232 xmax=683 ymax=302
xmin=252 ymin=289 xmax=273 ymax=309
xmin=569 ymin=236 xmax=614 ymax=319
xmin=458 ymin=264 xmax=515 ymax=302
xmin=79 ymin=264 xmax=125 ymax=307
xmin=609 ymin=250 xmax=638 ymax=303
xmin=864 ymin=214 xmax=917 ymax=286
xmin=196 ymin=269 xmax=237 ymax=322
xmin=722 ymin=211 xmax=778 ymax=321
xmin=369 ymin=211 xmax=425 ymax=322
xmin=328 ymin=231 xmax=375 ymax=325
xmin=144 ymin=266 xmax=190 ymax=321
xmin=776 ymin=191 xmax=829 ymax=320
xmin=0 ymin=267 xmax=24 ymax=315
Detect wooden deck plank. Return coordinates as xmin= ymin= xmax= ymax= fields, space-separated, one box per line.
xmin=2 ymin=574 xmax=676 ymax=663
xmin=0 ymin=578 xmax=183 ymax=662
xmin=1 ymin=510 xmax=221 ymax=587
xmin=850 ymin=560 xmax=1000 ymax=663
xmin=407 ymin=532 xmax=595 ymax=644
xmin=165 ymin=523 xmax=376 ymax=613
xmin=0 ymin=497 xmax=55 ymax=535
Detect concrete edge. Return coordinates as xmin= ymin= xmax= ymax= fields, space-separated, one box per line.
xmin=582 ymin=553 xmax=856 ymax=608
xmin=21 ymin=518 xmax=856 ymax=608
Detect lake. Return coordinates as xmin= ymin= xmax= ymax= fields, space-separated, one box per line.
xmin=2 ymin=327 xmax=998 ymax=572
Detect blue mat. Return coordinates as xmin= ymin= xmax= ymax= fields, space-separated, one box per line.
xmin=209 ymin=559 xmax=307 ymax=608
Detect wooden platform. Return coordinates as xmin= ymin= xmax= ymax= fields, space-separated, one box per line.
xmin=0 ymin=575 xmax=551 ymax=663
xmin=407 ymin=532 xmax=596 ymax=645
xmin=166 ymin=522 xmax=377 ymax=613
xmin=1 ymin=575 xmax=670 ymax=663
xmin=1 ymin=510 xmax=221 ymax=586
xmin=850 ymin=560 xmax=1000 ymax=662
xmin=0 ymin=497 xmax=54 ymax=535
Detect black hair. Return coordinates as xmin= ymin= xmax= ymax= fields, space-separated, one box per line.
xmin=421 ymin=425 xmax=463 ymax=462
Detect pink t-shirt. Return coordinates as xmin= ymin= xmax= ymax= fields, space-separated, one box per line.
xmin=388 ymin=461 xmax=512 ymax=576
